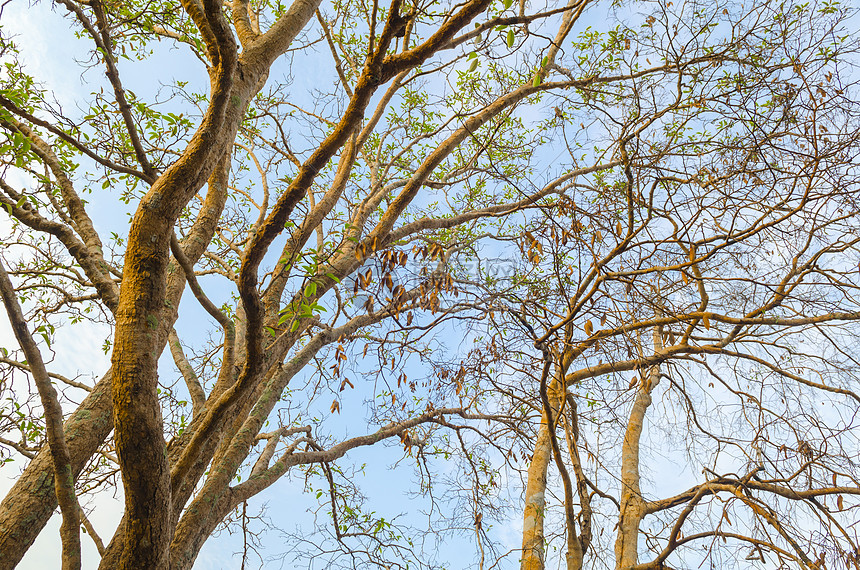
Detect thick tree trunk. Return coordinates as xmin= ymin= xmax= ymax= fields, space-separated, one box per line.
xmin=111 ymin=145 xmax=241 ymax=569
xmin=0 ymin=166 xmax=228 ymax=569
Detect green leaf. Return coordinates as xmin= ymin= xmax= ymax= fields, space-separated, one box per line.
xmin=507 ymin=29 xmax=515 ymax=48
xmin=532 ymin=74 xmax=542 ymax=87
xmin=304 ymin=281 xmax=317 ymax=297
xmin=468 ymin=59 xmax=479 ymax=72
xmin=503 ymin=0 xmax=514 ymax=9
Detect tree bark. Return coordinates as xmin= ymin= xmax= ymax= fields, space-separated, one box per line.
xmin=0 ymin=371 xmax=112 ymax=570
xmin=564 ymin=394 xmax=591 ymax=570
xmin=0 ymin=160 xmax=229 ymax=570
xmin=521 ymin=370 xmax=565 ymax=570
xmin=0 ymin=262 xmax=81 ymax=570
xmin=614 ymin=329 xmax=662 ymax=570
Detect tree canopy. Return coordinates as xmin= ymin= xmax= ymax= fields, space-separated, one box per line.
xmin=1 ymin=0 xmax=860 ymax=569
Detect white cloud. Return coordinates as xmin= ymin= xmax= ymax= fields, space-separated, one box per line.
xmin=3 ymin=2 xmax=89 ymax=111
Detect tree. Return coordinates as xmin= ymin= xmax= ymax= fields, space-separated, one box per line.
xmin=0 ymin=0 xmax=603 ymax=567
xmin=454 ymin=2 xmax=860 ymax=567
xmin=1 ymin=0 xmax=859 ymax=569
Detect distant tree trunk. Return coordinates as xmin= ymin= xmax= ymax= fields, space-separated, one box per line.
xmin=614 ymin=329 xmax=662 ymax=569
xmin=0 ymin=371 xmax=113 ymax=570
xmin=0 ymin=261 xmax=82 ymax=570
xmin=521 ymin=407 xmax=553 ymax=570
xmin=521 ymin=370 xmax=565 ymax=570
xmin=563 ymin=393 xmax=591 ymax=570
